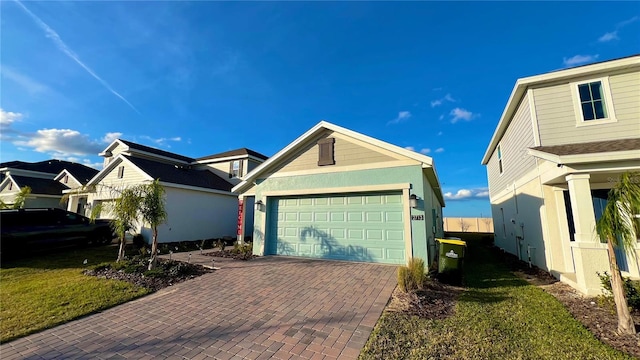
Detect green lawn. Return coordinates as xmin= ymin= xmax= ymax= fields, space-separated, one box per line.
xmin=360 ymin=241 xmax=633 ymax=360
xmin=0 ymin=246 xmax=148 ymax=343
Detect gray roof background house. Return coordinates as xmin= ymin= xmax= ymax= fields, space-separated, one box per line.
xmin=125 ymin=156 xmax=234 ymax=192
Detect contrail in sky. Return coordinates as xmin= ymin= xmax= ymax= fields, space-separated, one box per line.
xmin=14 ymin=0 xmax=141 ymax=115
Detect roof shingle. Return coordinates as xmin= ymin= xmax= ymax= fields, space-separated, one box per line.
xmin=125 ymin=156 xmax=233 ymax=192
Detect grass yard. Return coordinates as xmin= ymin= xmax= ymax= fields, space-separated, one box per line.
xmin=0 ymin=246 xmax=148 ymax=343
xmin=360 ymin=241 xmax=633 ymax=360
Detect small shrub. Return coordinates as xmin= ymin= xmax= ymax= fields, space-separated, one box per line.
xmin=397 ymin=257 xmax=426 ymax=293
xmin=112 ymin=261 xmax=129 ymax=271
xmin=408 ymin=258 xmax=426 ymax=290
xmin=597 ymin=271 xmax=640 ymax=310
xmin=397 ymin=267 xmax=413 ymax=293
xmin=132 ymin=233 xmax=146 ymax=249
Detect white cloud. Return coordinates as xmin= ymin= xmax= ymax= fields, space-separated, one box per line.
xmin=14 ymin=1 xmax=140 ymax=114
xmin=420 ymin=148 xmax=431 ymax=154
xmin=435 ymin=147 xmax=445 ymax=153
xmin=617 ymin=16 xmax=639 ymax=28
xmin=430 ymin=93 xmax=455 ymax=107
xmin=437 ymin=131 xmax=443 ymax=136
xmin=102 ymin=132 xmax=123 ymax=144
xmin=387 ymin=111 xmax=412 ymax=125
xmin=14 ymin=129 xmax=105 ymax=156
xmin=450 ymin=108 xmax=476 ymax=123
xmin=140 ymin=135 xmax=182 ymax=147
xmin=598 ymin=31 xmax=618 ymax=42
xmin=444 ymin=188 xmax=489 ymax=201
xmin=404 ymin=146 xmax=415 ymax=151
xmin=439 ymin=114 xmax=444 ymax=121
xmin=0 ymin=109 xmax=23 ymax=129
xmin=562 ymin=54 xmax=599 ymax=67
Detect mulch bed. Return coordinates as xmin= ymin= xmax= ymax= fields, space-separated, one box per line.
xmin=202 ymin=249 xmax=258 ymax=261
xmin=494 ymin=247 xmax=640 ymax=358
xmin=388 ymin=281 xmax=464 ymax=320
xmin=83 ymin=261 xmax=211 ymax=292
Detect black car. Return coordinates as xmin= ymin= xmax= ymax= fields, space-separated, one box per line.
xmin=0 ymin=208 xmax=114 ymax=256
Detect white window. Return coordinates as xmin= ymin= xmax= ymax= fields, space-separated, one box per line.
xmin=571 ymin=77 xmax=617 ymax=126
xmin=229 ymin=160 xmax=242 ymax=178
xmin=117 ymin=166 xmax=125 ymax=179
xmin=63 ymin=175 xmax=69 ymax=184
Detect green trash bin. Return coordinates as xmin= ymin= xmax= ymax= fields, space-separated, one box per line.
xmin=436 ymin=238 xmax=466 ymax=284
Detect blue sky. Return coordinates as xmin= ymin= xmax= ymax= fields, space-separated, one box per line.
xmin=1 ymin=1 xmax=639 ymax=217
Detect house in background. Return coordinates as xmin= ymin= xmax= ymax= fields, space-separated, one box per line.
xmin=0 ymin=160 xmax=98 ymax=209
xmin=233 ymin=121 xmax=445 ymax=266
xmin=482 ymin=55 xmax=640 ymax=295
xmin=67 ymin=139 xmax=267 ymax=243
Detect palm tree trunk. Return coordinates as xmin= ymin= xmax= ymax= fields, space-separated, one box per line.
xmin=117 ymin=237 xmax=126 ymax=262
xmin=606 ymin=238 xmax=636 ymax=335
xmin=148 ymin=228 xmax=159 ymax=270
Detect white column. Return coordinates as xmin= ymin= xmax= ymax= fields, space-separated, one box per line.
xmin=566 ymin=174 xmax=596 ymax=243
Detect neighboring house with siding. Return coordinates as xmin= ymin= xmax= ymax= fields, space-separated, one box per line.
xmin=233 ymin=121 xmax=445 ymax=266
xmin=67 ymin=139 xmax=267 ymax=243
xmin=481 ymin=54 xmax=640 ymax=295
xmin=0 ymin=160 xmax=98 ymax=209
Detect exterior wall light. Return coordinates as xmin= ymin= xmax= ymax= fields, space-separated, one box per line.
xmin=255 ymin=200 xmax=265 ymax=212
xmin=409 ymin=194 xmax=419 ymax=209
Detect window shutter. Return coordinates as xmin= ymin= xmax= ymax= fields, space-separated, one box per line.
xmin=239 ymin=160 xmax=244 ymax=177
xmin=317 ymin=138 xmax=335 ymax=166
xmin=229 ymin=162 xmax=233 ymax=178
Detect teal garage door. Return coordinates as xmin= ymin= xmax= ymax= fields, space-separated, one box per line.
xmin=266 ymin=192 xmax=406 ymax=264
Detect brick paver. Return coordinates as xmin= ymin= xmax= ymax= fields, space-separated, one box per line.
xmin=0 ymin=253 xmax=397 ymax=359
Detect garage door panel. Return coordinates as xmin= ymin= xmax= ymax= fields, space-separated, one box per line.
xmin=268 ymin=192 xmax=406 ymax=264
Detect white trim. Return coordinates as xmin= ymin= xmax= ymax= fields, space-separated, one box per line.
xmin=233 ymin=121 xmax=443 ymax=203
xmin=265 ymin=160 xmax=419 ymax=179
xmin=86 ymin=155 xmax=153 ymax=186
xmin=482 ymin=55 xmax=640 ymax=165
xmin=527 ymin=89 xmax=541 ymax=146
xmin=195 ymin=154 xmax=266 ymax=165
xmin=158 ymin=181 xmax=236 ymax=196
xmin=0 ymin=168 xmax=55 ymax=179
xmin=261 ymin=183 xmax=412 ymax=197
xmin=54 ymin=170 xmax=82 ymax=186
xmin=403 ymin=187 xmax=413 ymax=263
xmin=569 ymin=76 xmax=618 ymax=127
xmin=0 ymin=176 xmax=20 ymax=193
xmin=529 ymin=148 xmax=640 ymax=165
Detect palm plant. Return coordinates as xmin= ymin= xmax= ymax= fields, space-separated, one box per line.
xmin=12 ymin=186 xmax=32 ymax=209
xmin=138 ymin=179 xmax=167 ymax=270
xmin=596 ymin=172 xmax=640 ymax=335
xmin=111 ymin=187 xmax=142 ymax=262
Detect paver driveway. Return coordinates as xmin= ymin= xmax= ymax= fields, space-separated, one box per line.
xmin=1 ymin=254 xmax=397 ymax=360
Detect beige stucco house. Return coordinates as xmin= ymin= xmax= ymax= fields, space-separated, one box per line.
xmin=482 ymin=54 xmax=640 ymax=295
xmin=66 ymin=140 xmax=267 ymax=243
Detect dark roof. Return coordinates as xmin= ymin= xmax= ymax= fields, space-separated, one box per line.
xmin=125 ymin=156 xmax=233 ymax=192
xmin=66 ymin=166 xmax=99 ymax=185
xmin=11 ymin=175 xmax=68 ymax=196
xmin=119 ymin=139 xmax=195 ymax=163
xmin=530 ymin=138 xmax=640 ymax=156
xmin=197 ymin=148 xmax=268 ymax=161
xmin=0 ymin=159 xmax=95 ymax=175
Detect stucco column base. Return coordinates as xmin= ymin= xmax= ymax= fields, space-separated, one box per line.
xmin=570 ymin=242 xmax=611 ymax=296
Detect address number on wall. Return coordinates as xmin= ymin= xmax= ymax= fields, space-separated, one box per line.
xmin=411 ymin=215 xmax=424 ymax=221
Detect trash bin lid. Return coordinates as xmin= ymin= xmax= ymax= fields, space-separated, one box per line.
xmin=436 ymin=238 xmax=466 ymax=246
